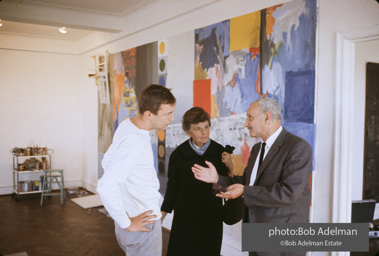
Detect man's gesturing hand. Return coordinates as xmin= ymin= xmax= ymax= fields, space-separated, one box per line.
xmin=216 ymin=184 xmax=244 ymax=199
xmin=192 ymin=161 xmax=219 ymax=183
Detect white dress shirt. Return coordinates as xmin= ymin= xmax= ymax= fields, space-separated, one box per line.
xmin=249 ymin=126 xmax=283 ymax=185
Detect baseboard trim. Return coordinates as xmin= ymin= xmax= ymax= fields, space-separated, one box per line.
xmin=0 ymin=180 xmax=84 ymax=195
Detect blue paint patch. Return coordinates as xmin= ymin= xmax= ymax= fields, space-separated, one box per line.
xmin=218 ymin=52 xmax=260 ymax=117
xmin=275 ymin=0 xmax=317 ymax=72
xmin=118 ymin=102 xmax=137 ymax=122
xmin=195 ymin=20 xmax=230 ymax=70
xmin=159 ymin=76 xmax=166 ymax=86
xmin=239 ymin=53 xmax=260 ymax=111
xmin=283 ymin=123 xmax=316 ymax=170
xmin=284 ymin=69 xmax=315 ymax=123
xmin=216 ymin=85 xmax=232 ymax=117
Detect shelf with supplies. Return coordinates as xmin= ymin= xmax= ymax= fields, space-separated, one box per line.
xmin=11 ymin=147 xmax=54 ymax=201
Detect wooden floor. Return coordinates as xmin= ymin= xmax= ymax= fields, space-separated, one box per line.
xmin=0 ymin=190 xmax=170 ymax=256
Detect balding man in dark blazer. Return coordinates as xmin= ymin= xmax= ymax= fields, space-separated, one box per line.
xmin=192 ymin=98 xmax=312 ymax=256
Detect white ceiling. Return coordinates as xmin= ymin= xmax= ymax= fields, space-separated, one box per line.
xmin=0 ymin=0 xmax=158 ymax=40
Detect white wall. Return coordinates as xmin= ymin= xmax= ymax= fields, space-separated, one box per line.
xmin=0 ymin=49 xmax=83 ymax=193
xmin=78 ymin=55 xmax=99 ymax=192
xmin=313 ymin=0 xmax=379 ymax=226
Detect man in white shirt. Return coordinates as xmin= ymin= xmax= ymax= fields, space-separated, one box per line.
xmin=97 ymin=84 xmax=176 ymax=256
xmin=192 ymin=97 xmax=312 ymax=256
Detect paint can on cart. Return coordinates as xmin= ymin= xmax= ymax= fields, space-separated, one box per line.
xmin=34 ymin=180 xmax=39 ymax=191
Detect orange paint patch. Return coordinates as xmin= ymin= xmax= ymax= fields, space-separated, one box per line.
xmin=249 ymin=47 xmax=260 ymax=59
xmin=113 ymin=72 xmax=126 ymax=121
xmin=193 ymin=79 xmax=211 ymax=115
xmin=157 ymin=130 xmax=165 ymax=141
xmin=265 ymin=5 xmax=281 ymax=37
xmin=255 ymin=63 xmax=261 ymax=96
xmin=241 ymin=139 xmax=251 ymax=166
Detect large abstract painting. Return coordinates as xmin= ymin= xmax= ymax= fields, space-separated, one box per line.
xmin=190 ymin=0 xmax=316 ymax=174
xmin=99 ymin=0 xmax=317 ymax=195
xmin=98 ymin=41 xmax=169 ymax=181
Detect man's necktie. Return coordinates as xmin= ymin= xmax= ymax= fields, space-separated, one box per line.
xmin=258 ymin=142 xmax=266 ymax=169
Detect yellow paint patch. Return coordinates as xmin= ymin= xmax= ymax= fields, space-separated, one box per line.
xmin=211 ymin=94 xmax=219 ymax=119
xmin=158 ymin=144 xmax=165 ymax=158
xmin=159 ymin=41 xmax=166 ymax=55
xmin=194 ymin=61 xmax=208 ymax=80
xmin=230 ymin=11 xmax=261 ymax=51
xmin=231 ymin=154 xmax=247 ymax=176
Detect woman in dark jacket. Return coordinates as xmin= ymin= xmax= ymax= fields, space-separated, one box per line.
xmin=161 ymin=107 xmax=233 ymax=256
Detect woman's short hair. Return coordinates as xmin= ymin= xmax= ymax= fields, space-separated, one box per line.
xmin=138 ymin=84 xmax=176 ymax=115
xmin=182 ymin=107 xmax=211 ymax=131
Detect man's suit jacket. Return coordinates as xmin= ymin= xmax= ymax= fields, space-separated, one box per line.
xmin=218 ymin=128 xmax=312 ymax=224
